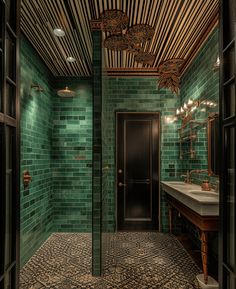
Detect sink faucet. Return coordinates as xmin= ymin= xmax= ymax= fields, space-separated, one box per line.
xmin=181 ymin=169 xmax=208 ymax=184
xmin=181 ymin=170 xmax=191 ymax=183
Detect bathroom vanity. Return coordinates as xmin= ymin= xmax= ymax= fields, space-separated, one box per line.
xmin=161 ymin=181 xmax=219 ymax=284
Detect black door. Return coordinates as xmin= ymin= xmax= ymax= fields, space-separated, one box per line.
xmin=219 ymin=0 xmax=236 ymax=288
xmin=0 ymin=0 xmax=20 ymax=288
xmin=117 ymin=112 xmax=160 ymax=231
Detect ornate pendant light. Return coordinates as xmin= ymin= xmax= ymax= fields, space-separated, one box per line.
xmin=158 ymin=58 xmax=184 ymax=73
xmin=127 ymin=24 xmax=155 ymax=44
xmin=104 ymin=34 xmax=129 ymax=51
xmin=157 ymin=59 xmax=184 ymax=95
xmin=100 ymin=10 xmax=129 ymax=33
xmin=134 ymin=51 xmax=156 ymax=65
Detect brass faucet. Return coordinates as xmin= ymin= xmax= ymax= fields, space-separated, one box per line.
xmin=181 ymin=170 xmax=191 ymax=183
xmin=181 ymin=169 xmax=208 ymax=184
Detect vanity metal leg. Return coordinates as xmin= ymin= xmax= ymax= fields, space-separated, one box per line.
xmin=200 ymin=231 xmax=208 ymax=284
xmin=168 ymin=205 xmax=173 ymax=233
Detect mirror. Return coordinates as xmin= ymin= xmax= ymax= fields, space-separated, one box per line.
xmin=208 ymin=113 xmax=219 ymax=176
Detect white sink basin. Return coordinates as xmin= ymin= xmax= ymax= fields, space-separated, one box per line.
xmin=161 ymin=181 xmax=219 ymax=216
xmin=189 ymin=190 xmax=218 ymax=196
xmin=167 ymin=181 xmax=187 ymax=186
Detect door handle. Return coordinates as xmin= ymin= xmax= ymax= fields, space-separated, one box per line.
xmin=145 ymin=179 xmax=150 ymax=184
xmin=118 ymin=182 xmax=127 ymax=187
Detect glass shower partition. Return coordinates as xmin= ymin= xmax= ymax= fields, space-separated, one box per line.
xmin=101 ymin=47 xmax=116 ymax=275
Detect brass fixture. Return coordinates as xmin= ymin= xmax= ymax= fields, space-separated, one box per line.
xmin=201 ymin=180 xmax=211 ymax=191
xmin=176 ymin=99 xmax=200 ymax=126
xmin=23 ymin=170 xmax=32 ymax=188
xmin=31 ymin=84 xmax=44 ymax=92
xmin=57 ymin=87 xmax=75 ymax=97
xmin=157 ymin=58 xmax=184 ymax=95
xmin=181 ymin=169 xmax=209 ymax=183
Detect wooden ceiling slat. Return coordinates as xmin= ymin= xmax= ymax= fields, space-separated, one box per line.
xmin=21 ymin=0 xmax=219 ymax=77
xmin=69 ymin=1 xmax=92 ymax=73
xmin=56 ymin=0 xmax=83 ymax=75
xmin=161 ymin=1 xmax=196 ymax=61
xmin=161 ymin=0 xmax=200 ymax=62
xmin=21 ymin=19 xmax=60 ymax=75
xmin=31 ymin=0 xmax=71 ymax=75
xmin=152 ymin=1 xmax=180 ymax=67
xmin=22 ymin=8 xmax=67 ymax=75
xmin=176 ymin=1 xmax=214 ymax=59
xmin=179 ymin=3 xmax=218 ymax=60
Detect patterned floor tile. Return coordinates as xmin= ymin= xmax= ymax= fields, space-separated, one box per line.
xmin=20 ymin=232 xmax=200 ymax=289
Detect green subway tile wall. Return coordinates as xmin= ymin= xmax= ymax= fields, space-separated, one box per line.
xmin=177 ymin=27 xmax=219 ymax=261
xmin=52 ymin=77 xmax=93 ymax=232
xmin=20 ymin=36 xmax=54 ymax=266
xmin=20 ymin=37 xmax=93 ymax=266
xmin=102 ymin=77 xmax=181 ymax=233
xmin=180 ymin=27 xmax=219 ymax=184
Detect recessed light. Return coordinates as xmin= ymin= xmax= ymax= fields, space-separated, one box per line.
xmin=66 ymin=56 xmax=76 ymax=62
xmin=53 ymin=28 xmax=65 ymax=37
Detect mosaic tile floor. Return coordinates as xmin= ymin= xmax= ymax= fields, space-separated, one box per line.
xmin=20 ymin=232 xmax=201 ymax=289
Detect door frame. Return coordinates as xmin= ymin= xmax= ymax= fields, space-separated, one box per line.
xmin=0 ymin=0 xmax=20 ymax=287
xmin=115 ymin=111 xmax=161 ymax=231
xmin=219 ymin=0 xmax=236 ymax=287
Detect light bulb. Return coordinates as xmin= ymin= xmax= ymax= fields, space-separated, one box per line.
xmin=187 ymin=99 xmax=193 ymax=107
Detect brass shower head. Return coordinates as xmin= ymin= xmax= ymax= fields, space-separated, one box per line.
xmin=57 ymin=87 xmax=76 ymax=97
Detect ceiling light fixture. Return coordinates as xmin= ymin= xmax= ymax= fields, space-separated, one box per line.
xmin=53 ymin=28 xmax=65 ymax=37
xmin=100 ymin=9 xmax=155 ymax=65
xmin=99 ymin=10 xmax=184 ymax=96
xmin=66 ymin=56 xmax=76 ymax=62
xmin=100 ymin=9 xmax=128 ymax=33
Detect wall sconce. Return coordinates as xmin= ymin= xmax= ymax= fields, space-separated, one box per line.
xmin=175 ymin=99 xmax=200 ymax=125
xmin=213 ymin=55 xmax=220 ymax=71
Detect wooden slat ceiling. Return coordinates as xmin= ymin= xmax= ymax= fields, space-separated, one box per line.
xmin=21 ymin=0 xmax=219 ymax=77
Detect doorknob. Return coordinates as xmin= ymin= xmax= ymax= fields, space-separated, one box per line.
xmin=118 ymin=182 xmax=127 ymax=187
xmin=118 ymin=169 xmax=123 ymax=174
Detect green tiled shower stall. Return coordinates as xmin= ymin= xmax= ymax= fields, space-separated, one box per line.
xmin=20 ymin=25 xmax=219 ymax=274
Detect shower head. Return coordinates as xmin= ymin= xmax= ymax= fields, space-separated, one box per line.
xmin=57 ymin=87 xmax=76 ymax=97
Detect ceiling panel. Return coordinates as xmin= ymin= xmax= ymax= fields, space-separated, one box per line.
xmin=21 ymin=0 xmax=219 ymax=76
